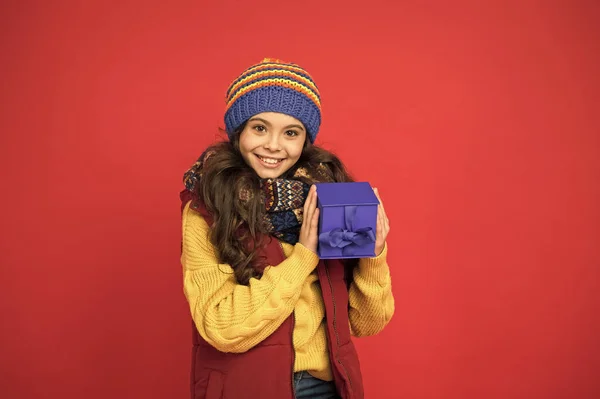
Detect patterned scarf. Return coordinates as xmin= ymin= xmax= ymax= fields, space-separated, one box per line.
xmin=183 ymin=150 xmax=327 ymax=245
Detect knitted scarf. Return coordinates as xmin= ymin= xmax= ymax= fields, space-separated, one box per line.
xmin=182 ymin=149 xmax=326 ymax=245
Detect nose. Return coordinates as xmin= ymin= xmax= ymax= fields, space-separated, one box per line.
xmin=263 ymin=132 xmax=282 ymax=151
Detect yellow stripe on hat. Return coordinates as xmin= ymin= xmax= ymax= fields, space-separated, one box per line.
xmin=226 ymin=69 xmax=320 ymax=104
xmin=244 ymin=61 xmax=313 ymax=80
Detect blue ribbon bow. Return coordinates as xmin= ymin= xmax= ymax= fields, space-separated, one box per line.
xmin=318 ymin=206 xmax=376 ymax=256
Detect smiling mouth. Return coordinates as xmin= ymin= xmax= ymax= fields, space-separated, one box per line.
xmin=255 ymin=154 xmax=285 ymax=167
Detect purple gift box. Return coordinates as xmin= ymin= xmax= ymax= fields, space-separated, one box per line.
xmin=315 ymin=182 xmax=380 ymax=259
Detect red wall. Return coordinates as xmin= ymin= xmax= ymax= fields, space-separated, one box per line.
xmin=1 ymin=1 xmax=599 ymax=398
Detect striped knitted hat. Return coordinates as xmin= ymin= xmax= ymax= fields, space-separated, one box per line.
xmin=224 ymin=58 xmax=322 ymax=143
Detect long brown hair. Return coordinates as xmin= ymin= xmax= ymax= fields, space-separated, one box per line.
xmin=194 ymin=127 xmax=354 ymax=285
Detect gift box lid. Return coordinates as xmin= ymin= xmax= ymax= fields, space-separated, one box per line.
xmin=315 ymin=182 xmax=379 ymax=207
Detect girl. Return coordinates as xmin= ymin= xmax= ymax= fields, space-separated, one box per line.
xmin=180 ymin=58 xmax=394 ymax=399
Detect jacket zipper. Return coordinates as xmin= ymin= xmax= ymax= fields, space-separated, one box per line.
xmin=324 ymin=264 xmax=353 ymax=392
xmin=278 ymin=241 xmax=298 ymax=399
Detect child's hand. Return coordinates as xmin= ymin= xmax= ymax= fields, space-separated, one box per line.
xmin=373 ymin=188 xmax=390 ymax=256
xmin=299 ymin=185 xmax=320 ymax=254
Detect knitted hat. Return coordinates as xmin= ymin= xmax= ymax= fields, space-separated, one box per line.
xmin=224 ymin=58 xmax=322 ymax=143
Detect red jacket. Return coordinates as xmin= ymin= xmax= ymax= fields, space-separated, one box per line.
xmin=181 ymin=192 xmax=364 ymax=399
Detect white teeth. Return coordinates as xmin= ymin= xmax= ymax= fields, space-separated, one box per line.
xmin=258 ymin=156 xmax=282 ymax=164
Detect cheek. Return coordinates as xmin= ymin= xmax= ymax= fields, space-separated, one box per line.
xmin=239 ymin=134 xmax=261 ymax=158
xmin=238 ymin=132 xmax=251 ymax=151
xmin=286 ymin=142 xmax=304 ymax=160
xmin=238 ymin=134 xmax=256 ymax=164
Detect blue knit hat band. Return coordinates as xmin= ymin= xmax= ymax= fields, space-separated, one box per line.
xmin=224 ymin=86 xmax=321 ymax=142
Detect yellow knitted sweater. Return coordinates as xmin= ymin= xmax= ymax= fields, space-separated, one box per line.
xmin=181 ymin=201 xmax=395 ymax=381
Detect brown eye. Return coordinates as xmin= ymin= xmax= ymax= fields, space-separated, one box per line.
xmin=285 ymin=130 xmax=299 ymax=137
xmin=253 ymin=125 xmax=266 ymax=133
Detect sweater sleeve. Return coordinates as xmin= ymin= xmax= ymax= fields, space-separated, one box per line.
xmin=348 ymin=243 xmax=395 ymax=337
xmin=181 ymin=202 xmax=319 ymax=353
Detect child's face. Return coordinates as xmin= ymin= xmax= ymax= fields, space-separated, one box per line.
xmin=239 ymin=112 xmax=307 ymax=179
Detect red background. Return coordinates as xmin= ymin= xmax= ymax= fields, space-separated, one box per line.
xmin=1 ymin=1 xmax=599 ymax=398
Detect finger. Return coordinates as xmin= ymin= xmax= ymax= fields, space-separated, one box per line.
xmin=375 ymin=208 xmax=385 ymax=254
xmin=303 ymin=186 xmax=315 ymax=224
xmin=376 ymin=202 xmax=384 ymax=238
xmin=374 ymin=188 xmax=387 ymax=215
xmin=374 ymin=188 xmax=389 ymax=228
xmin=308 ymin=188 xmax=317 ymax=214
xmin=311 ymin=207 xmax=320 ymax=231
xmin=375 ymin=188 xmax=391 ymax=236
xmin=308 ymin=186 xmax=317 ymax=217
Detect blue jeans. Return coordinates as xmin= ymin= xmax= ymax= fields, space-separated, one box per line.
xmin=293 ymin=371 xmax=340 ymax=398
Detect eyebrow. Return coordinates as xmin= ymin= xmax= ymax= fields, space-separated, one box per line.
xmin=248 ymin=117 xmax=305 ymax=132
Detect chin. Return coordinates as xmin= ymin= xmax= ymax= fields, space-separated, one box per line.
xmin=257 ymin=170 xmax=285 ymax=179
xmin=254 ymin=163 xmax=292 ymax=179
